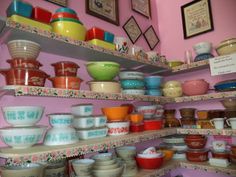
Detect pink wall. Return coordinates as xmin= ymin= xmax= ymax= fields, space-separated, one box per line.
xmin=157 ymin=0 xmax=236 ymax=60
xmin=0 ymin=0 xmax=236 ymax=176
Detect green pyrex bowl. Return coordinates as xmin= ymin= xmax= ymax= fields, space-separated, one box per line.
xmin=86 ymin=61 xmax=120 ymax=81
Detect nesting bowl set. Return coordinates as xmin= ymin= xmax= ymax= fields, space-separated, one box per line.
xmin=119 ymin=71 xmax=145 ymax=95
xmin=0 ymin=106 xmax=47 ymax=149
xmin=50 ymin=8 xmax=87 ymax=41
xmin=0 ymin=39 xmax=50 ymax=87
xmin=49 ymin=61 xmax=82 ymax=90
xmin=86 ymin=61 xmax=121 ymax=93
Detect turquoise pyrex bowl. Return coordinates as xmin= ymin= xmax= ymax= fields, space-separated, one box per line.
xmin=55 ymin=7 xmax=77 ymax=15
xmin=146 ymin=89 xmax=162 ymax=96
xmin=144 ymin=76 xmax=163 ymax=89
xmin=120 ymin=79 xmax=145 ymax=89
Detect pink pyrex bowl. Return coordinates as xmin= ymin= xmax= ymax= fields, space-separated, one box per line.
xmin=182 ymin=79 xmax=209 ymax=96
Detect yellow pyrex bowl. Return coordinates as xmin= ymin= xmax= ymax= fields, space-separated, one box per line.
xmin=51 ymin=21 xmax=87 ymax=41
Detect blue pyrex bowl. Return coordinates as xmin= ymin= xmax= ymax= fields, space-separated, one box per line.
xmin=6 ymin=0 xmax=33 ymax=18
xmin=214 ymin=79 xmax=236 ymax=92
xmin=144 ymin=76 xmax=163 ymax=89
xmin=146 ymin=89 xmax=162 ymax=96
xmin=120 ymin=79 xmax=145 ymax=89
xmin=194 ymin=53 xmax=214 ymax=62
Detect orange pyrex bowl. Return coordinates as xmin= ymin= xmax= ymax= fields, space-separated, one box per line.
xmin=102 ymin=106 xmax=129 ymax=122
xmin=49 ymin=76 xmax=82 ymax=90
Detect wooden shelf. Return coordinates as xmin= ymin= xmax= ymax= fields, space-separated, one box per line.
xmin=1 ymin=127 xmax=236 ymax=165
xmin=135 ymin=160 xmax=179 ymax=177
xmin=161 ymin=60 xmax=210 ymax=76
xmin=166 ymin=90 xmax=236 ymax=104
xmin=135 ymin=160 xmax=236 ymax=177
xmin=177 ymin=128 xmax=236 ymax=136
xmin=0 ymin=129 xmax=176 ymax=165
xmin=0 ymin=85 xmax=174 ymax=104
xmin=0 ymin=18 xmax=170 ymax=74
xmin=2 ymin=86 xmax=236 ymax=105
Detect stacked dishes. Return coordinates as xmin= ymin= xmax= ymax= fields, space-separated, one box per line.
xmin=86 ymin=61 xmax=121 ymax=93
xmin=92 ymin=153 xmax=124 ymax=177
xmin=119 ymin=71 xmax=145 ymax=95
xmin=210 ymin=140 xmax=230 ymax=164
xmin=49 ymin=61 xmax=82 ymax=90
xmin=72 ymin=104 xmax=108 ymax=140
xmin=44 ymin=113 xmax=78 ymax=146
xmin=136 ymin=105 xmax=163 ymax=131
xmin=0 ymin=163 xmax=45 ymax=177
xmin=193 ymin=41 xmax=214 ymax=62
xmin=144 ymin=76 xmax=163 ymax=96
xmin=86 ymin=27 xmax=115 ymax=50
xmin=0 ymin=39 xmax=49 ymax=87
xmin=50 ymin=7 xmax=87 ymax=41
xmin=102 ymin=106 xmax=130 ymax=136
xmin=72 ymin=158 xmax=95 ymax=177
xmin=116 ymin=146 xmax=138 ymax=177
xmin=161 ymin=135 xmax=186 ymax=160
xmin=185 ymin=135 xmax=209 ymax=162
xmin=179 ymin=108 xmax=196 ymax=128
xmin=0 ymin=106 xmax=46 ymax=149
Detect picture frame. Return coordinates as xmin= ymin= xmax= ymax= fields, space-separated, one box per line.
xmin=143 ymin=26 xmax=159 ymax=50
xmin=86 ymin=0 xmax=119 ymax=26
xmin=181 ymin=0 xmax=214 ymax=39
xmin=46 ymin=0 xmax=67 ymax=7
xmin=123 ymin=16 xmax=142 ymax=44
xmin=131 ymin=0 xmax=151 ymax=18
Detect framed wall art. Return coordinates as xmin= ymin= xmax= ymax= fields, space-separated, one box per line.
xmin=123 ymin=16 xmax=142 ymax=44
xmin=181 ymin=0 xmax=214 ymax=39
xmin=46 ymin=0 xmax=67 ymax=7
xmin=143 ymin=26 xmax=159 ymax=50
xmin=131 ymin=0 xmax=151 ymax=18
xmin=86 ymin=0 xmax=119 ymax=26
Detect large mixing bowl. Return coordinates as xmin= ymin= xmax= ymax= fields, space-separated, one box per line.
xmin=0 ymin=126 xmax=47 ymax=149
xmin=2 ymin=106 xmax=44 ymax=127
xmin=7 ymin=39 xmax=41 ymax=59
xmin=86 ymin=61 xmax=120 ymax=81
xmin=51 ymin=20 xmax=86 ymax=41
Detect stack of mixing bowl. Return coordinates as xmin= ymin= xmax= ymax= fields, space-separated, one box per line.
xmin=1 ymin=39 xmax=49 ymax=87
xmin=119 ymin=71 xmax=145 ymax=95
xmin=50 ymin=7 xmax=87 ymax=41
xmin=86 ymin=61 xmax=121 ymax=93
xmin=144 ymin=75 xmax=163 ymax=96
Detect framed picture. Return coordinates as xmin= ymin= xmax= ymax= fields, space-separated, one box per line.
xmin=46 ymin=0 xmax=67 ymax=7
xmin=131 ymin=0 xmax=151 ymax=18
xmin=181 ymin=0 xmax=214 ymax=39
xmin=123 ymin=16 xmax=142 ymax=44
xmin=86 ymin=0 xmax=119 ymax=26
xmin=143 ymin=26 xmax=159 ymax=50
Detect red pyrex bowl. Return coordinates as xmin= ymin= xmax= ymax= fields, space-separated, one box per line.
xmin=51 ymin=61 xmax=79 ymax=77
xmin=144 ymin=119 xmax=163 ymax=131
xmin=136 ymin=155 xmax=164 ymax=169
xmin=186 ymin=149 xmax=209 ymax=162
xmin=0 ymin=68 xmax=49 ymax=86
xmin=7 ymin=58 xmax=42 ymax=69
xmin=184 ymin=137 xmax=207 ymax=149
